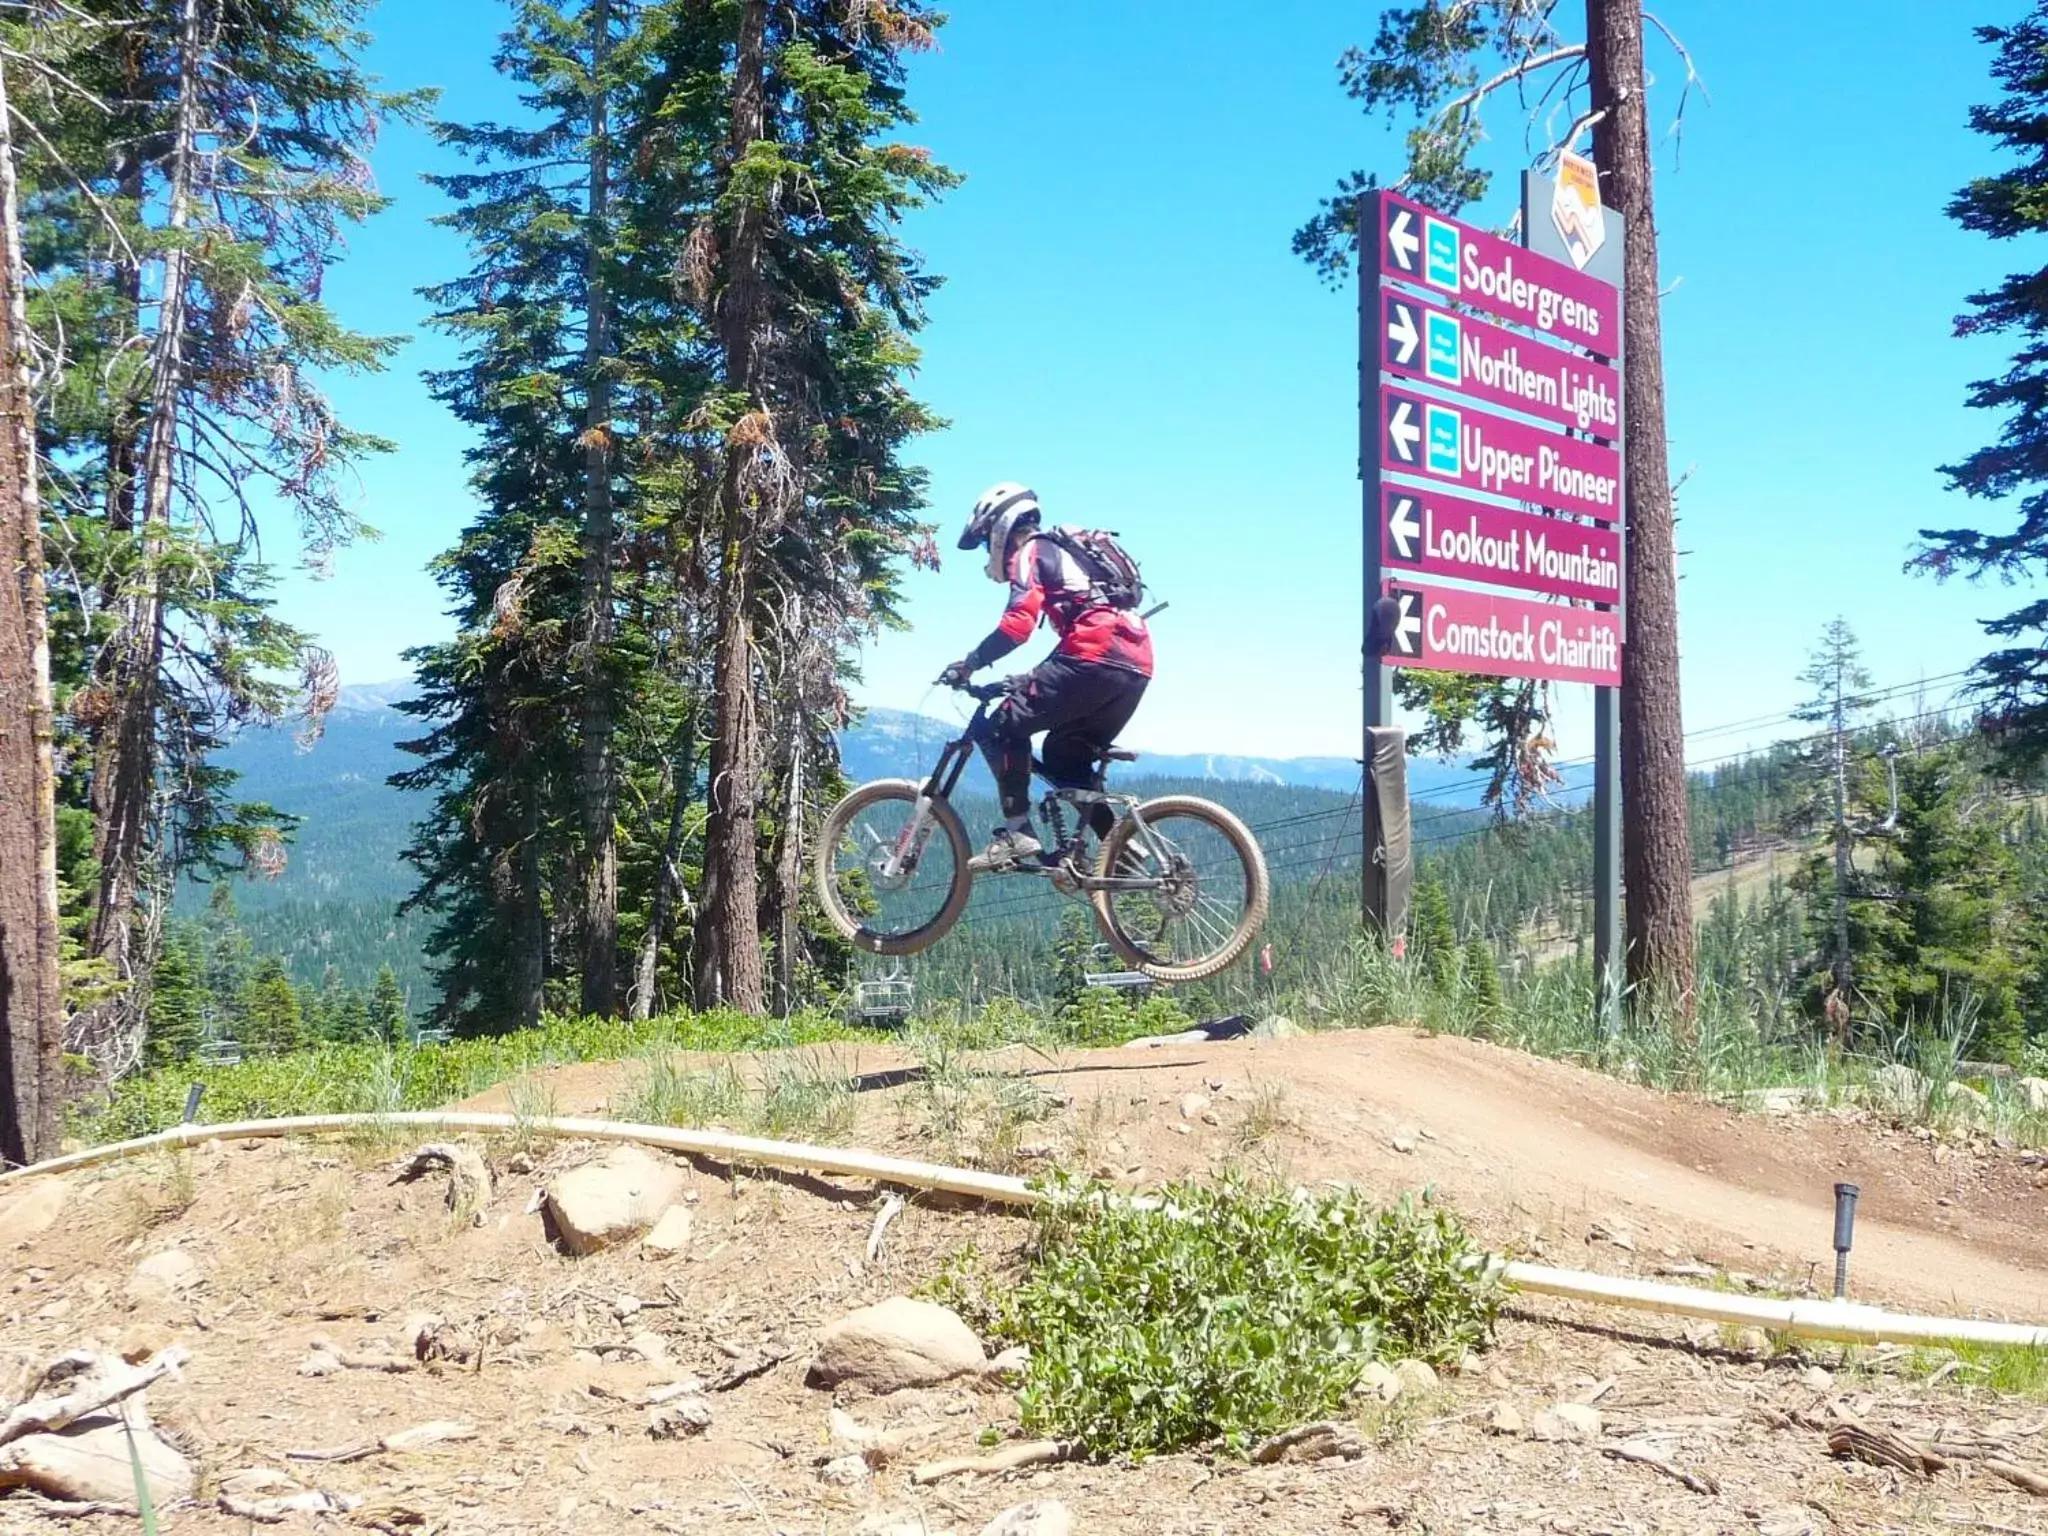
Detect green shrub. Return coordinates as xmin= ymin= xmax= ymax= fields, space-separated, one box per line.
xmin=990 ymin=1176 xmax=1500 ymax=1458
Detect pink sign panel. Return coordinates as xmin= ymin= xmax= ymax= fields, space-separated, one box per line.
xmin=1381 ymin=488 xmax=1621 ymax=605
xmin=1377 ymin=189 xmax=1619 ymax=355
xmin=1380 ymin=386 xmax=1622 ymax=524
xmin=1380 ymin=581 xmax=1622 ymax=687
xmin=1379 ymin=287 xmax=1620 ymax=440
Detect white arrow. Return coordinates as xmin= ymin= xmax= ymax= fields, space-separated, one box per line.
xmin=1393 ymin=592 xmax=1422 ymax=656
xmin=1387 ymin=496 xmax=1420 ymax=561
xmin=1386 ymin=302 xmax=1419 ymax=366
xmin=1386 ymin=400 xmax=1420 ymax=462
xmin=1386 ymin=209 xmax=1420 ymax=271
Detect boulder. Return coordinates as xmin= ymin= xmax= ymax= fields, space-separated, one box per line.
xmin=1393 ymin=1359 xmax=1439 ymax=1395
xmin=1531 ymin=1402 xmax=1602 ymax=1442
xmin=544 ymin=1147 xmax=687 ymax=1256
xmin=2018 ymin=1076 xmax=2048 ymax=1114
xmin=808 ymin=1297 xmax=986 ymax=1393
xmin=0 ymin=1417 xmax=194 ymax=1507
xmin=127 ymin=1248 xmax=201 ymax=1300
xmin=0 ymin=1178 xmax=69 ymax=1249
xmin=1945 ymin=1080 xmax=1991 ymax=1120
xmin=1250 ymin=1015 xmax=1301 ymax=1040
xmin=1869 ymin=1063 xmax=1929 ymax=1115
xmin=978 ymin=1502 xmax=1072 ymax=1536
xmin=642 ymin=1205 xmax=695 ymax=1257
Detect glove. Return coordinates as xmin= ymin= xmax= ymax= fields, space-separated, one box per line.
xmin=937 ymin=659 xmax=974 ymax=689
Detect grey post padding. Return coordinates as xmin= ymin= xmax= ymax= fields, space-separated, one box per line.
xmin=1366 ymin=726 xmax=1412 ymax=938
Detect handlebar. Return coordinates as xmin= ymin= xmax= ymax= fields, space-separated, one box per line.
xmin=938 ymin=675 xmax=1010 ymax=703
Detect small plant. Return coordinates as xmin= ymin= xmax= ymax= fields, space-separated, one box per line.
xmin=989 ymin=1175 xmax=1501 ymax=1458
xmin=1234 ymin=1079 xmax=1295 ymax=1148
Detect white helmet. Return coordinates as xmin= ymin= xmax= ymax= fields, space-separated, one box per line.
xmin=958 ymin=482 xmax=1041 ymax=582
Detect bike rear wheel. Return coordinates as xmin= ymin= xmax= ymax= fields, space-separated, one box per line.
xmin=1092 ymin=795 xmax=1269 ymax=982
xmin=814 ymin=779 xmax=975 ymax=957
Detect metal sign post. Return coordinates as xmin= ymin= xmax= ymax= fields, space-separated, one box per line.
xmin=1522 ymin=170 xmax=1626 ymax=1041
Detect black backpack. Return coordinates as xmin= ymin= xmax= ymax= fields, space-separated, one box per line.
xmin=1042 ymin=525 xmax=1145 ymax=611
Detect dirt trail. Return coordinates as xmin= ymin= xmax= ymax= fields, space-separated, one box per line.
xmin=465 ymin=1026 xmax=2048 ymax=1319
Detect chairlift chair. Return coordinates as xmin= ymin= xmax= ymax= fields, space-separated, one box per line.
xmin=852 ymin=963 xmax=916 ymax=1026
xmin=195 ymin=1037 xmax=243 ymax=1068
xmin=1083 ymin=942 xmax=1152 ymax=996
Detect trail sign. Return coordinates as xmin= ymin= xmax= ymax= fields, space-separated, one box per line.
xmin=1379 ymin=289 xmax=1620 ymax=438
xmin=1377 ymin=190 xmax=1618 ymax=354
xmin=1380 ymin=581 xmax=1621 ymax=687
xmin=1381 ymin=488 xmax=1621 ymax=604
xmin=1379 ymin=386 xmax=1622 ymax=523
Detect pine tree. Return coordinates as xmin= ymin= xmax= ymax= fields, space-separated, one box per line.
xmin=1462 ymin=935 xmax=1505 ymax=1022
xmin=13 ymin=0 xmax=421 ymax=1075
xmin=1410 ymin=878 xmax=1458 ymax=992
xmin=1919 ymin=7 xmax=2048 ymax=762
xmin=1051 ymin=908 xmax=1095 ymax=1014
xmin=143 ymin=931 xmax=205 ymax=1067
xmin=369 ymin=964 xmax=408 ymax=1044
xmin=1792 ymin=619 xmax=1873 ymax=1014
xmin=238 ymin=956 xmax=306 ymax=1057
xmin=1857 ymin=747 xmax=2031 ymax=1061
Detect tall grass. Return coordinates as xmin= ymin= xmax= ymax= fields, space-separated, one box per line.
xmin=79 ymin=1007 xmax=854 ymax=1144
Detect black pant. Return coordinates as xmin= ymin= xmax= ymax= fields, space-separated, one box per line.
xmin=973 ymin=654 xmax=1148 ymax=828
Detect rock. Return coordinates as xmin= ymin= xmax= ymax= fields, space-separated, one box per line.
xmin=128 ymin=1249 xmax=201 ymax=1299
xmin=978 ymin=1501 xmax=1072 ymax=1536
xmin=0 ymin=1178 xmax=69 ymax=1248
xmin=1531 ymin=1402 xmax=1602 ymax=1442
xmin=1588 ymin=1218 xmax=1636 ymax=1252
xmin=394 ymin=1142 xmax=492 ymax=1221
xmin=1944 ymin=1081 xmax=1991 ymax=1120
xmin=642 ymin=1205 xmax=695 ymax=1257
xmin=1390 ymin=1135 xmax=1417 ymax=1155
xmin=989 ymin=1344 xmax=1030 ymax=1379
xmin=1733 ymin=1326 xmax=1772 ymax=1356
xmin=1740 ymin=1086 xmax=1810 ymax=1115
xmin=624 ymin=1330 xmax=672 ymax=1365
xmin=298 ymin=1348 xmax=343 ymax=1377
xmin=1251 ymin=1420 xmax=1366 ymax=1464
xmin=1356 ymin=1360 xmax=1401 ymax=1403
xmin=1249 ymin=1015 xmax=1301 ymax=1040
xmin=1179 ymin=1092 xmax=1211 ymax=1119
xmin=544 ymin=1146 xmax=687 ymax=1256
xmin=1394 ymin=1359 xmax=1439 ymax=1395
xmin=646 ymin=1396 xmax=712 ymax=1439
xmin=1015 ymin=1140 xmax=1055 ymax=1161
xmin=116 ymin=1326 xmax=170 ymax=1365
xmin=1800 ymin=1365 xmax=1835 ymax=1392
xmin=2018 ymin=1076 xmax=2048 ymax=1113
xmin=1754 ymin=1508 xmax=1818 ymax=1536
xmin=808 ymin=1297 xmax=986 ymax=1393
xmin=0 ymin=1419 xmax=194 ymax=1506
xmin=1486 ymin=1401 xmax=1524 ymax=1435
xmin=1870 ymin=1063 xmax=1929 ymax=1115
xmin=1169 ymin=1122 xmax=1191 ymax=1136
xmin=817 ymin=1453 xmax=871 ymax=1487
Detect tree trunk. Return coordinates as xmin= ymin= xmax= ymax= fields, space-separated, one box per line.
xmin=1830 ymin=676 xmax=1852 ymax=1007
xmin=576 ymin=0 xmax=619 ymax=1017
xmin=0 ymin=55 xmax=63 ymax=1166
xmin=693 ymin=0 xmax=771 ymax=1014
xmin=512 ymin=777 xmax=546 ymax=1031
xmin=632 ymin=713 xmax=696 ymax=1020
xmin=90 ymin=0 xmax=203 ymax=1001
xmin=769 ymin=720 xmax=803 ymax=1016
xmin=1588 ymin=0 xmax=1695 ymax=1021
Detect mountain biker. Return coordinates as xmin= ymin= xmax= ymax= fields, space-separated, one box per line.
xmin=940 ymin=482 xmax=1153 ymax=870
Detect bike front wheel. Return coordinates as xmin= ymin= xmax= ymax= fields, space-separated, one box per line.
xmin=1092 ymin=795 xmax=1270 ymax=983
xmin=814 ymin=779 xmax=974 ymax=957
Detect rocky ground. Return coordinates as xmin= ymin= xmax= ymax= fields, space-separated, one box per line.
xmin=2 ymin=1027 xmax=2045 ymax=1534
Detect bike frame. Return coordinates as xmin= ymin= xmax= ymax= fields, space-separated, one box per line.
xmin=882 ymin=687 xmax=1175 ymax=895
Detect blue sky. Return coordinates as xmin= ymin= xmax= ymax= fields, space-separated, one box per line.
xmin=286 ymin=0 xmax=2033 ymax=763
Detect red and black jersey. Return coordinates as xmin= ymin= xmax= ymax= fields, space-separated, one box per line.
xmin=964 ymin=535 xmax=1154 ymax=678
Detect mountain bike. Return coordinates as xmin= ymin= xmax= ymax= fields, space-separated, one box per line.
xmin=814 ymin=680 xmax=1270 ymax=983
